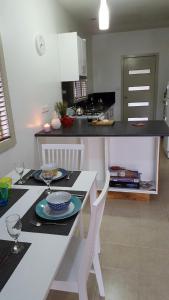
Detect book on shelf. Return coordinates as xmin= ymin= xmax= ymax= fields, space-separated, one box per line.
xmin=110 ymin=176 xmax=140 ymax=183
xmin=109 ymin=166 xmax=140 ymax=180
xmin=109 ymin=181 xmax=140 ymax=189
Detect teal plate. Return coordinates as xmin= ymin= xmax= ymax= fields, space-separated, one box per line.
xmin=35 ymin=196 xmax=82 ymax=220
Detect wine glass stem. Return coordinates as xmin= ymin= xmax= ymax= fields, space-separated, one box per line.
xmin=13 ymin=237 xmax=23 ymax=254
xmin=15 ymin=238 xmax=18 ymax=248
xmin=47 ymin=182 xmax=51 ymax=194
xmin=18 ymin=173 xmax=24 ymax=184
xmin=13 ymin=238 xmax=19 ymax=252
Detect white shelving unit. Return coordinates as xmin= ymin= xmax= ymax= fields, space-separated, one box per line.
xmin=105 ymin=137 xmax=160 ymax=194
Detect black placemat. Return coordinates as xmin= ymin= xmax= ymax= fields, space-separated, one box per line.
xmin=0 ymin=239 xmax=31 ymax=291
xmin=0 ymin=189 xmax=28 ymax=217
xmin=21 ymin=190 xmax=86 ymax=236
xmin=15 ymin=170 xmax=81 ymax=188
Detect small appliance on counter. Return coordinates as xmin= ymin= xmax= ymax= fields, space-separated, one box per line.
xmin=76 ymin=107 xmax=84 ymax=116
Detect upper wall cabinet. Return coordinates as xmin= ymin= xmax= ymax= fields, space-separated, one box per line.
xmin=58 ymin=32 xmax=87 ymax=82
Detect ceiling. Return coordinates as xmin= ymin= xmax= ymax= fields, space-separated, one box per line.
xmin=58 ymin=0 xmax=169 ymax=35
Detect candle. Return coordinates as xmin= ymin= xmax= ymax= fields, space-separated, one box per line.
xmin=43 ymin=123 xmax=51 ymax=132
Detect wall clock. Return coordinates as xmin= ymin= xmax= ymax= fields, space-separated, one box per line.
xmin=35 ymin=34 xmax=46 ymax=56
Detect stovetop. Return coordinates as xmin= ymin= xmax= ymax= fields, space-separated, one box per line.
xmin=78 ymin=105 xmax=104 ymax=116
xmin=69 ymin=104 xmax=105 ymax=118
xmin=83 ymin=109 xmax=102 ymax=116
xmin=76 ymin=112 xmax=104 ymax=120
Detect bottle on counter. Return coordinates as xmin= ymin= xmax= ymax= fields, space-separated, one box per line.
xmin=51 ymin=111 xmax=61 ymax=129
xmin=76 ymin=107 xmax=84 ymax=116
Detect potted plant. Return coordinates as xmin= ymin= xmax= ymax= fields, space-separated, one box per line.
xmin=55 ymin=101 xmax=74 ymax=127
xmin=55 ymin=101 xmax=67 ymax=118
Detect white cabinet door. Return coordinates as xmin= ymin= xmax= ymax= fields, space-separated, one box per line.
xmin=58 ymin=32 xmax=87 ymax=81
xmin=58 ymin=32 xmax=79 ymax=82
xmin=77 ymin=36 xmax=83 ymax=77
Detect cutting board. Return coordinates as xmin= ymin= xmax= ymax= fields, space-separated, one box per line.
xmin=91 ymin=119 xmax=115 ymax=126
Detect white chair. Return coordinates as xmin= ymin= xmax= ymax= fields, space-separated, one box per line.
xmin=41 ymin=143 xmax=84 ymax=170
xmin=50 ymin=171 xmax=110 ymax=300
xmin=41 ymin=143 xmax=85 ymax=238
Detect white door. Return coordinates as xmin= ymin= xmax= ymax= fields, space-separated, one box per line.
xmin=122 ymin=55 xmax=158 ymax=121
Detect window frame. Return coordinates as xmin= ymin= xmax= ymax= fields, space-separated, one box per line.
xmin=0 ymin=34 xmax=16 ymax=153
xmin=73 ymin=78 xmax=87 ymax=103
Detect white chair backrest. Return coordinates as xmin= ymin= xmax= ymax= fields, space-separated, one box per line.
xmin=41 ymin=144 xmax=84 ymax=171
xmin=78 ymin=171 xmax=110 ymax=281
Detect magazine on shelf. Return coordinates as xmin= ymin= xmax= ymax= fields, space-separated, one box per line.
xmin=109 ymin=181 xmax=140 ymax=189
xmin=109 ymin=166 xmax=140 ymax=179
xmin=110 ymin=176 xmax=140 ymax=183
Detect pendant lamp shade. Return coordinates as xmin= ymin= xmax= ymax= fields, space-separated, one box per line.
xmin=99 ymin=0 xmax=109 ymax=30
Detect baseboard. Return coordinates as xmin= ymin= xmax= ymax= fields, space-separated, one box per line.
xmin=107 ymin=191 xmax=150 ymax=202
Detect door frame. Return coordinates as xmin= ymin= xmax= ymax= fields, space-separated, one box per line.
xmin=121 ymin=53 xmax=159 ymax=120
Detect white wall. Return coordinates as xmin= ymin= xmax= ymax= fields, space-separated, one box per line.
xmin=0 ymin=0 xmax=80 ymax=176
xmin=86 ymin=36 xmax=94 ymax=94
xmin=92 ymin=27 xmax=169 ymax=120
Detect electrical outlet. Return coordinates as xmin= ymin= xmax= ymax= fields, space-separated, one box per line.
xmin=42 ymin=105 xmax=49 ymax=113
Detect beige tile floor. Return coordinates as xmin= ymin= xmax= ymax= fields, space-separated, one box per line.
xmin=47 ymin=148 xmax=169 ymax=300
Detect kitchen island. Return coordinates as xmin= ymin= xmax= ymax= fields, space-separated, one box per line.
xmin=35 ymin=120 xmax=169 ymax=198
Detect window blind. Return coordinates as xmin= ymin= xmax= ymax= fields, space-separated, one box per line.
xmin=0 ymin=33 xmax=16 ymax=153
xmin=73 ymin=79 xmax=87 ymax=101
xmin=0 ymin=73 xmax=10 ymax=141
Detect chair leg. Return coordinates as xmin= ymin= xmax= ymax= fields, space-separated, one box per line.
xmin=78 ymin=283 xmax=88 ymax=300
xmin=96 ymin=234 xmax=101 ymax=254
xmin=93 ymin=254 xmax=105 ymax=297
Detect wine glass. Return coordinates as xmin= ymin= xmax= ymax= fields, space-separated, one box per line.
xmin=14 ymin=162 xmax=25 ymax=184
xmin=40 ymin=164 xmax=56 ymax=194
xmin=5 ymin=214 xmax=23 ymax=254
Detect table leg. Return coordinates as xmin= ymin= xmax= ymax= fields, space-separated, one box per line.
xmin=79 ymin=211 xmax=84 ymax=238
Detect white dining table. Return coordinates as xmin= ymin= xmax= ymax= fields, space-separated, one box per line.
xmin=0 ymin=169 xmax=97 ymax=300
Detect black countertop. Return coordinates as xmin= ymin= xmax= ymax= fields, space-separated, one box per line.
xmin=35 ymin=120 xmax=169 ymax=137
